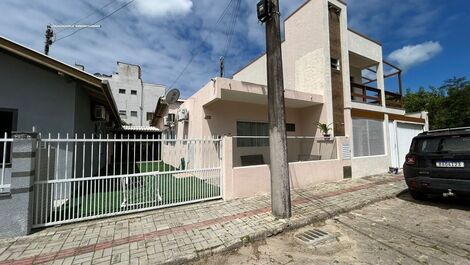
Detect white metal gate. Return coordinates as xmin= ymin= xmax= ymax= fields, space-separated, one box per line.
xmin=33 ymin=134 xmax=222 ymax=228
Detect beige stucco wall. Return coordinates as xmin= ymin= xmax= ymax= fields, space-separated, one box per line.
xmin=223 ymin=136 xmax=347 ymax=200
xmin=233 ymin=54 xmax=268 ymax=86
xmin=347 ymin=31 xmax=382 ymax=63
xmin=174 ymin=78 xmax=326 ymax=139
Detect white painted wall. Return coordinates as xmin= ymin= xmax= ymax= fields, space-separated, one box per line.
xmin=102 ymin=62 xmax=165 ymax=126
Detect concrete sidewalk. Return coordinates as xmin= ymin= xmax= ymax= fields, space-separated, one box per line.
xmin=0 ymin=174 xmax=406 ymax=265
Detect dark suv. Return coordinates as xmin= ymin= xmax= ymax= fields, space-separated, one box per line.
xmin=403 ymin=127 xmax=470 ymax=200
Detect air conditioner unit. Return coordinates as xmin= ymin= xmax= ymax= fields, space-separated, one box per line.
xmin=164 ymin=113 xmax=176 ymax=126
xmin=178 ymin=108 xmax=189 ymax=121
xmin=94 ymin=105 xmax=107 ymax=121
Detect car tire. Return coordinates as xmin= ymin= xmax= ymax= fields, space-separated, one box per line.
xmin=409 ymin=190 xmax=427 ymax=200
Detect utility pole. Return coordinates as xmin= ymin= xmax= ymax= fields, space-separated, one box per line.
xmin=43 ymin=24 xmax=101 ymax=55
xmin=44 ymin=25 xmax=54 ymax=55
xmin=257 ymin=0 xmax=291 ymax=218
xmin=219 ymin=56 xmax=225 ymax=77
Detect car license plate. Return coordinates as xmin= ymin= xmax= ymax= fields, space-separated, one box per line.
xmin=436 ymin=161 xmax=465 ymax=168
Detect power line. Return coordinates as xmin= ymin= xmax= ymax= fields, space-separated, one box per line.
xmin=223 ymin=0 xmax=242 ymax=58
xmin=55 ymin=0 xmax=136 ymax=43
xmin=168 ymin=0 xmax=240 ymax=89
xmin=55 ymin=0 xmax=119 ymax=34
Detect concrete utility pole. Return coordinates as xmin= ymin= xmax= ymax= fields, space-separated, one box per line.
xmin=44 ymin=24 xmax=101 ymax=55
xmin=261 ymin=0 xmax=291 ymax=218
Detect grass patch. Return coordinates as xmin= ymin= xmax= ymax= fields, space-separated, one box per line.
xmin=50 ymin=161 xmax=220 ymax=220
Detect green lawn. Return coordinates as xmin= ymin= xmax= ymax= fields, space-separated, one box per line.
xmin=51 ymin=161 xmax=220 ymax=220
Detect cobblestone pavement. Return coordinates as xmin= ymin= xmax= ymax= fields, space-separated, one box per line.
xmin=191 ymin=193 xmax=470 ymax=265
xmin=0 ymin=174 xmax=406 ymax=265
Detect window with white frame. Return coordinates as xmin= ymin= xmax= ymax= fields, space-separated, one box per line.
xmin=0 ymin=109 xmax=16 ymax=164
xmin=352 ymin=118 xmax=385 ymax=157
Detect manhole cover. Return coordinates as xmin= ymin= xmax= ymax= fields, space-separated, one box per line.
xmin=295 ymin=229 xmax=333 ymax=246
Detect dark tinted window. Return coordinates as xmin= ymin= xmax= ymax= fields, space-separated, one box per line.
xmin=413 ymin=135 xmax=470 ymax=153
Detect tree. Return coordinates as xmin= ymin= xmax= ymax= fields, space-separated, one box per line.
xmin=403 ymin=77 xmax=470 ymax=130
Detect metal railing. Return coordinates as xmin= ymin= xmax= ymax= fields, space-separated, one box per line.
xmin=33 ymin=134 xmax=222 ymax=227
xmin=232 ymin=136 xmax=337 ymax=167
xmin=0 ymin=132 xmax=13 ymax=193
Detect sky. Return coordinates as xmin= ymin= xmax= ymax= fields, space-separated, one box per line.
xmin=0 ymin=0 xmax=469 ymax=98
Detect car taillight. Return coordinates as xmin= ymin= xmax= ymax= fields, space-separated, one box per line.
xmin=405 ymin=154 xmax=416 ymax=165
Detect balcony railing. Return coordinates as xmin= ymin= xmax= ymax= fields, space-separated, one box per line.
xmin=351 ymin=83 xmax=403 ymax=108
xmin=385 ymin=91 xmax=403 ymax=109
xmin=350 ymin=83 xmax=382 ymax=105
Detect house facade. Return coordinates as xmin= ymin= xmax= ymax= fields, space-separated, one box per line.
xmin=157 ymin=0 xmax=429 ymax=199
xmin=0 ymin=35 xmax=121 ymax=194
xmin=97 ymin=62 xmax=166 ymax=126
xmin=0 ymin=36 xmax=121 ymax=136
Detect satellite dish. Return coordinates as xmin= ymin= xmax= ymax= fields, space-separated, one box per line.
xmin=165 ymin=88 xmax=180 ymax=105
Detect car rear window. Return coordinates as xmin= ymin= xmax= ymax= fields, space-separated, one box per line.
xmin=412 ymin=135 xmax=470 ymax=153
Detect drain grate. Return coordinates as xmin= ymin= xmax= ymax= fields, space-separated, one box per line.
xmin=295 ymin=229 xmax=331 ymax=245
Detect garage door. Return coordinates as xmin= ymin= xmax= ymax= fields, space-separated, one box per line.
xmin=389 ymin=122 xmax=424 ymax=168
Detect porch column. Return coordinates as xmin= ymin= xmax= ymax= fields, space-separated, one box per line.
xmin=0 ymin=132 xmax=37 ymax=237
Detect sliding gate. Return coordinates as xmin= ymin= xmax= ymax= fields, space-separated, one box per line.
xmin=33 ymin=134 xmax=222 ymax=228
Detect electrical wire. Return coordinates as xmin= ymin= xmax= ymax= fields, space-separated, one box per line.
xmin=55 ymin=0 xmax=136 ymax=43
xmin=167 ymin=0 xmax=239 ymax=89
xmin=223 ymin=0 xmax=241 ymax=58
xmin=55 ymin=0 xmax=119 ymax=34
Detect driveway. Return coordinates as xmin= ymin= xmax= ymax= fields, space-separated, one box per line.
xmin=191 ymin=192 xmax=470 ymax=265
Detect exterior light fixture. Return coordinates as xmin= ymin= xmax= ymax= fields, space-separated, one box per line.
xmin=257 ymin=0 xmax=272 ymax=23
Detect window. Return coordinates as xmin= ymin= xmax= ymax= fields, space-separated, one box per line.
xmin=237 ymin=121 xmax=269 ymax=147
xmin=286 ymin=123 xmax=296 ymax=132
xmin=118 ymin=89 xmax=126 ymax=94
xmin=412 ymin=136 xmax=470 ymax=154
xmin=119 ymin=110 xmax=127 ymax=118
xmin=131 ymin=90 xmax=137 ymax=95
xmin=146 ymin=112 xmax=154 ymax=121
xmin=352 ymin=118 xmax=385 ymax=157
xmin=130 ymin=111 xmax=138 ymax=117
xmin=331 ymin=58 xmax=340 ymax=70
xmin=0 ymin=109 xmax=17 ymax=164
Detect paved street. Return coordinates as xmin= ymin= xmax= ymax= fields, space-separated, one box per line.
xmin=0 ymin=174 xmax=405 ymax=265
xmin=192 ymin=193 xmax=470 ymax=265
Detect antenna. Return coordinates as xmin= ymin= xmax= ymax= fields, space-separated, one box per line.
xmin=44 ymin=24 xmax=101 ymax=55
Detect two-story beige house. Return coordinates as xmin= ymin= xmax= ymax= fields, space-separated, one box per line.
xmin=153 ymin=0 xmax=428 ymax=199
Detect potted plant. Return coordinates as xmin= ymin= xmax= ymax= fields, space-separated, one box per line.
xmin=316 ymin=122 xmax=332 ymax=139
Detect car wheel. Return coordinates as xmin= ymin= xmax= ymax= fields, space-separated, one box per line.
xmin=409 ymin=190 xmax=427 ymax=200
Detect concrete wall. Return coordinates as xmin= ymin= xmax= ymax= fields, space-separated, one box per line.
xmin=103 ymin=62 xmax=165 ymax=126
xmin=143 ymin=83 xmax=166 ymax=125
xmin=223 ymin=136 xmax=348 ymax=200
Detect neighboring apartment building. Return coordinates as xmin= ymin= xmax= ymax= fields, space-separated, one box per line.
xmin=152 ymin=0 xmax=428 ymax=199
xmin=97 ymin=62 xmax=166 ymax=126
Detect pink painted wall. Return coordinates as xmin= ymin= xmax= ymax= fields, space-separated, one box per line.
xmin=222 ymin=136 xmax=350 ymax=200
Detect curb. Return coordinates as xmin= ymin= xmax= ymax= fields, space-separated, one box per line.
xmin=161 ymin=181 xmax=407 ymax=264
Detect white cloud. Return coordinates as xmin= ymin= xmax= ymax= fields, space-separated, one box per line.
xmin=387 ymin=41 xmax=443 ymax=71
xmin=130 ymin=0 xmax=193 ymax=17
